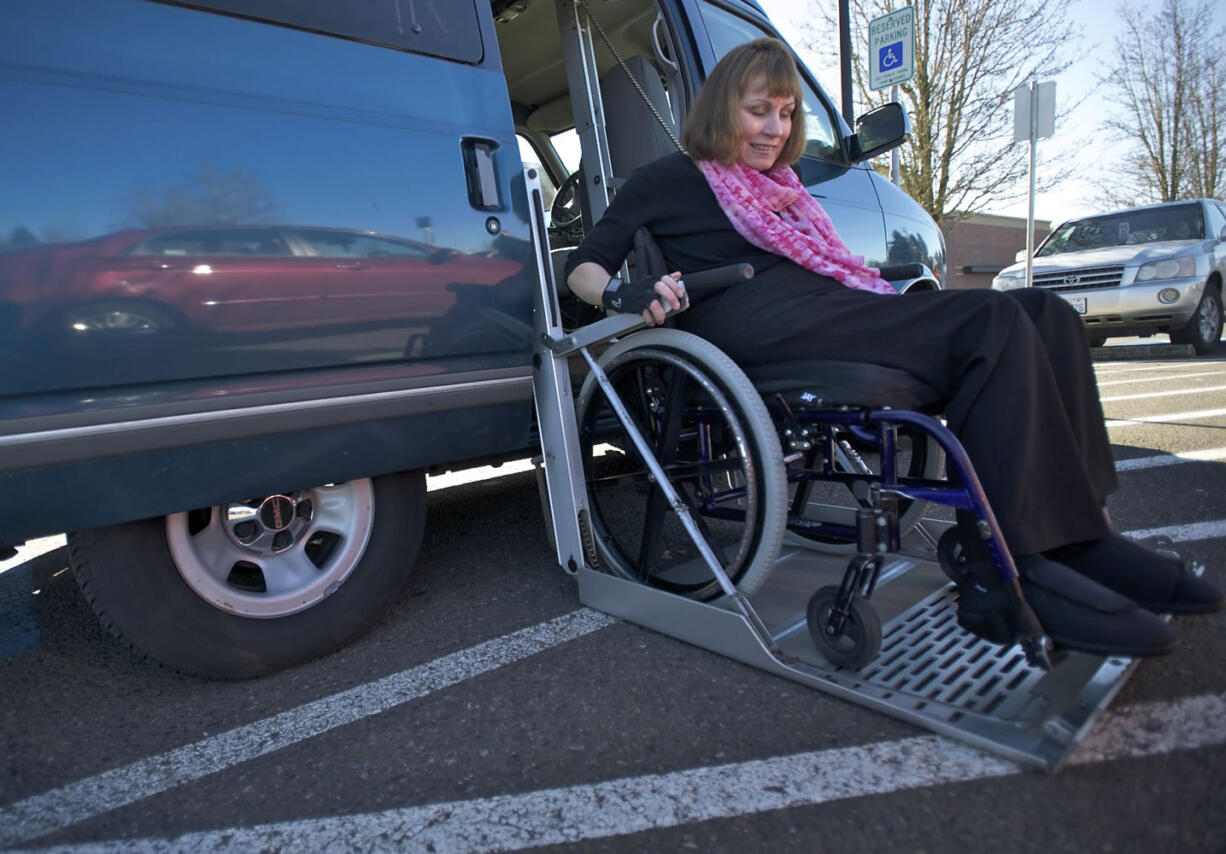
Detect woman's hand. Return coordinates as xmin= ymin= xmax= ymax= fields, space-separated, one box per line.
xmin=637 ymin=272 xmax=686 ymax=326
xmin=566 ymin=262 xmax=687 ymax=325
xmin=601 ymin=271 xmax=686 ymax=324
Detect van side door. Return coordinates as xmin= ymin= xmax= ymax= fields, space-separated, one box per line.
xmin=0 ymin=0 xmax=534 ymax=399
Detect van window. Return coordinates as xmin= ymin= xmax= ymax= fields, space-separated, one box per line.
xmin=292 ymin=229 xmax=431 ymax=258
xmin=173 ymin=0 xmax=483 ymax=63
xmin=126 ymin=228 xmax=291 ymax=257
xmin=517 ymin=131 xmax=583 ymax=227
xmin=696 ymin=1 xmax=842 ymax=161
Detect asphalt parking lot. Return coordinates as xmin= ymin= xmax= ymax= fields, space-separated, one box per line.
xmin=1 ymin=344 xmax=1224 ymax=853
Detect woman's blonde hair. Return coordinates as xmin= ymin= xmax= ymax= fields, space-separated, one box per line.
xmin=681 ymin=37 xmax=806 ymax=168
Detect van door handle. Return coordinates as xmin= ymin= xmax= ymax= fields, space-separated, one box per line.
xmin=462 ymin=137 xmax=502 ymax=210
xmin=334 ymin=262 xmax=367 ymax=270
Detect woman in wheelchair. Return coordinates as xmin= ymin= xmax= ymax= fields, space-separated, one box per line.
xmin=565 ymin=38 xmax=1221 ymax=659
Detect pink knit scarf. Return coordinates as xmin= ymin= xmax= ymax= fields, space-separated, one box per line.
xmin=696 ymin=158 xmax=895 ymax=295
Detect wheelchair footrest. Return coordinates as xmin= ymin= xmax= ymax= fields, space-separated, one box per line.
xmin=577 ymin=542 xmax=1141 ymax=772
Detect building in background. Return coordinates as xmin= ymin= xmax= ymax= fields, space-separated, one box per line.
xmin=942 ymin=213 xmax=1051 ymax=290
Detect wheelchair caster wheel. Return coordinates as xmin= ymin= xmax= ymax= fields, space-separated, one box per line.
xmin=937 ymin=526 xmax=972 ymax=584
xmin=806 ymin=585 xmax=882 ymax=669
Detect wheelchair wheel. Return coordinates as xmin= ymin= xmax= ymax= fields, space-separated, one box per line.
xmin=806 ymin=585 xmax=882 ymax=669
xmin=576 ymin=329 xmax=786 ymax=601
xmin=784 ymin=423 xmax=943 ymax=554
xmin=936 ymin=525 xmax=972 ymax=584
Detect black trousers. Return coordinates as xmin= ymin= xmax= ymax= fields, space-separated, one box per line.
xmin=677 ymin=263 xmax=1116 ymax=555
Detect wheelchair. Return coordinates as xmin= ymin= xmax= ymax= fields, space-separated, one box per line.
xmin=529 ymin=169 xmax=1147 ymax=771
xmin=571 ymin=228 xmax=1046 ymax=671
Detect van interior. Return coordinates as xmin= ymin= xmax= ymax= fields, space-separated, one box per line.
xmin=489 ymin=0 xmax=850 ymax=262
xmin=491 ymin=0 xmax=691 ymax=248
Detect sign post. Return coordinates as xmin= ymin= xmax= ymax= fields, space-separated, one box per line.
xmin=868 ymin=8 xmax=915 ymax=185
xmin=1014 ymin=80 xmax=1056 ymax=287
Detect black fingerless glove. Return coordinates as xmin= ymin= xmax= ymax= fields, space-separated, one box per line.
xmin=601 ymin=276 xmax=664 ymax=314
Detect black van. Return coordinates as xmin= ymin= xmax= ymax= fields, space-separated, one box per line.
xmin=0 ymin=0 xmax=945 ymax=676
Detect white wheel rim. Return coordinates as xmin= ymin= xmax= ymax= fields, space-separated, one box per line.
xmin=166 ymin=479 xmax=375 ymax=618
xmin=1199 ymin=294 xmax=1221 ymax=342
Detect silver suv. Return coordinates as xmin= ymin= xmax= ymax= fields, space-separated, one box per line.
xmin=992 ymin=199 xmax=1226 ymax=354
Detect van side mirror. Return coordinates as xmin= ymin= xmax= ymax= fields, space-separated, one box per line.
xmin=850 ymin=102 xmax=909 ymax=163
xmin=1015 ymin=249 xmax=1028 ymax=263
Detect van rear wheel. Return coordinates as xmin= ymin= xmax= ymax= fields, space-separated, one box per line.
xmin=69 ymin=470 xmax=426 ymax=678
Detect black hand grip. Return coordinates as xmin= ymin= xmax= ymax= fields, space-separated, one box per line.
xmin=680 ymin=263 xmax=755 ymax=294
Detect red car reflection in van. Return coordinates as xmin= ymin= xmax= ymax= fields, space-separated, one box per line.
xmin=0 ymin=225 xmax=523 ymax=344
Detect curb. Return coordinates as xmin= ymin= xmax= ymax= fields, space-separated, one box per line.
xmin=1091 ymin=343 xmax=1197 ymax=361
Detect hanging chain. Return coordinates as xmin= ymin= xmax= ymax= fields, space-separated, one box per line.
xmin=576 ymin=0 xmax=684 ymax=152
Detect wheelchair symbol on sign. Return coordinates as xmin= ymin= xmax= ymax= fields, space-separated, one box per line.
xmin=878 ymin=42 xmax=902 ymax=72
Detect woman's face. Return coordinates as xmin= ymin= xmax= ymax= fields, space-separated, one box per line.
xmin=736 ymin=76 xmax=794 ymax=171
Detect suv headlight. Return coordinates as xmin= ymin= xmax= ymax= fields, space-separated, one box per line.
xmin=992 ymin=269 xmax=1026 ymax=291
xmin=1135 ymin=257 xmax=1196 ymax=282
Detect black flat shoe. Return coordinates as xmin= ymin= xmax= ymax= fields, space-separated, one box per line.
xmin=956 ymin=555 xmax=1177 ymax=658
xmin=1047 ymin=534 xmax=1224 ymax=616
xmin=1018 ymin=556 xmax=1177 ymax=657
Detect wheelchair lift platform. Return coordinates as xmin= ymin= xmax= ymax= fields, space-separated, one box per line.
xmin=576 ymin=537 xmax=1139 ymax=772
xmin=523 ymin=166 xmax=1141 ymax=774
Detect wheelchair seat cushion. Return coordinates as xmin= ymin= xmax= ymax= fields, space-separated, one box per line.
xmin=743 ymin=359 xmax=943 ymax=411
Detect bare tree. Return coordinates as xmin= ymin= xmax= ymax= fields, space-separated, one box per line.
xmin=1182 ymin=37 xmax=1225 ymax=199
xmin=0 ymin=227 xmax=40 ymax=251
xmin=123 ymin=162 xmax=282 ymax=228
xmin=1101 ymin=0 xmax=1225 ymax=204
xmin=789 ymin=0 xmax=1080 ymax=227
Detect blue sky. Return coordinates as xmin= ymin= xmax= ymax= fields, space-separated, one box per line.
xmin=758 ymin=0 xmax=1226 ymax=224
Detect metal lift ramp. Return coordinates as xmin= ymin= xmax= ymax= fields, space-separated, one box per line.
xmin=524 ymin=165 xmax=1145 ymax=773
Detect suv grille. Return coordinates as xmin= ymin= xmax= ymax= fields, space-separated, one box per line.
xmin=1032 ymin=265 xmax=1124 ymax=292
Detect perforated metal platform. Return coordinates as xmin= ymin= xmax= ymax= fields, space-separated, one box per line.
xmin=578 ymin=539 xmax=1141 ymax=772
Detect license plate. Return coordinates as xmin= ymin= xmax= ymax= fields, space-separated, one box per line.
xmin=1061 ymin=294 xmax=1087 ymax=314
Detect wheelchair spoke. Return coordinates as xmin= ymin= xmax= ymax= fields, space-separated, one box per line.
xmin=635 ymin=361 xmax=690 ymax=574
xmin=576 ymin=333 xmax=786 ymax=601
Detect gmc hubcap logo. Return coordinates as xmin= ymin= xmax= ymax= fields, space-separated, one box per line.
xmin=258 ymin=495 xmax=295 ymax=531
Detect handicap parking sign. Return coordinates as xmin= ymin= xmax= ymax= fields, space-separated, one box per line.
xmin=868 ymin=7 xmax=915 ymax=90
xmin=878 ymin=42 xmax=903 ymax=73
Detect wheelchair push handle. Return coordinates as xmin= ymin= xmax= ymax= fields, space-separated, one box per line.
xmin=680 ymin=263 xmax=755 ymax=294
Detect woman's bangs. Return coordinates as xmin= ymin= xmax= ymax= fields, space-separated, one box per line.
xmin=753 ymin=54 xmax=802 ymax=102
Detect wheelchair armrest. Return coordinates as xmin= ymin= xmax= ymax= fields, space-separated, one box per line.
xmin=879 ymin=263 xmax=939 ymax=294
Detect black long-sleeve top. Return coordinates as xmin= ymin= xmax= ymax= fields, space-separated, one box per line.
xmin=562 ymin=151 xmax=788 ymax=282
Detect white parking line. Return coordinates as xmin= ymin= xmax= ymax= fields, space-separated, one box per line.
xmin=1122 ymin=519 xmax=1226 ymax=544
xmin=1097 ymin=370 xmax=1225 ymax=388
xmin=1100 ymin=384 xmax=1226 ymax=403
xmin=426 ymin=458 xmax=536 ymax=492
xmin=0 ymin=535 xmax=70 ymax=659
xmin=0 ymin=534 xmax=66 ymax=575
xmin=1105 ymin=407 xmax=1226 ymax=428
xmin=0 ymin=609 xmax=616 ymax=849
xmin=10 ymin=693 xmax=1224 ymax=854
xmin=1115 ymin=447 xmax=1226 ymax=471
xmin=1095 ymin=362 xmax=1211 ymax=375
